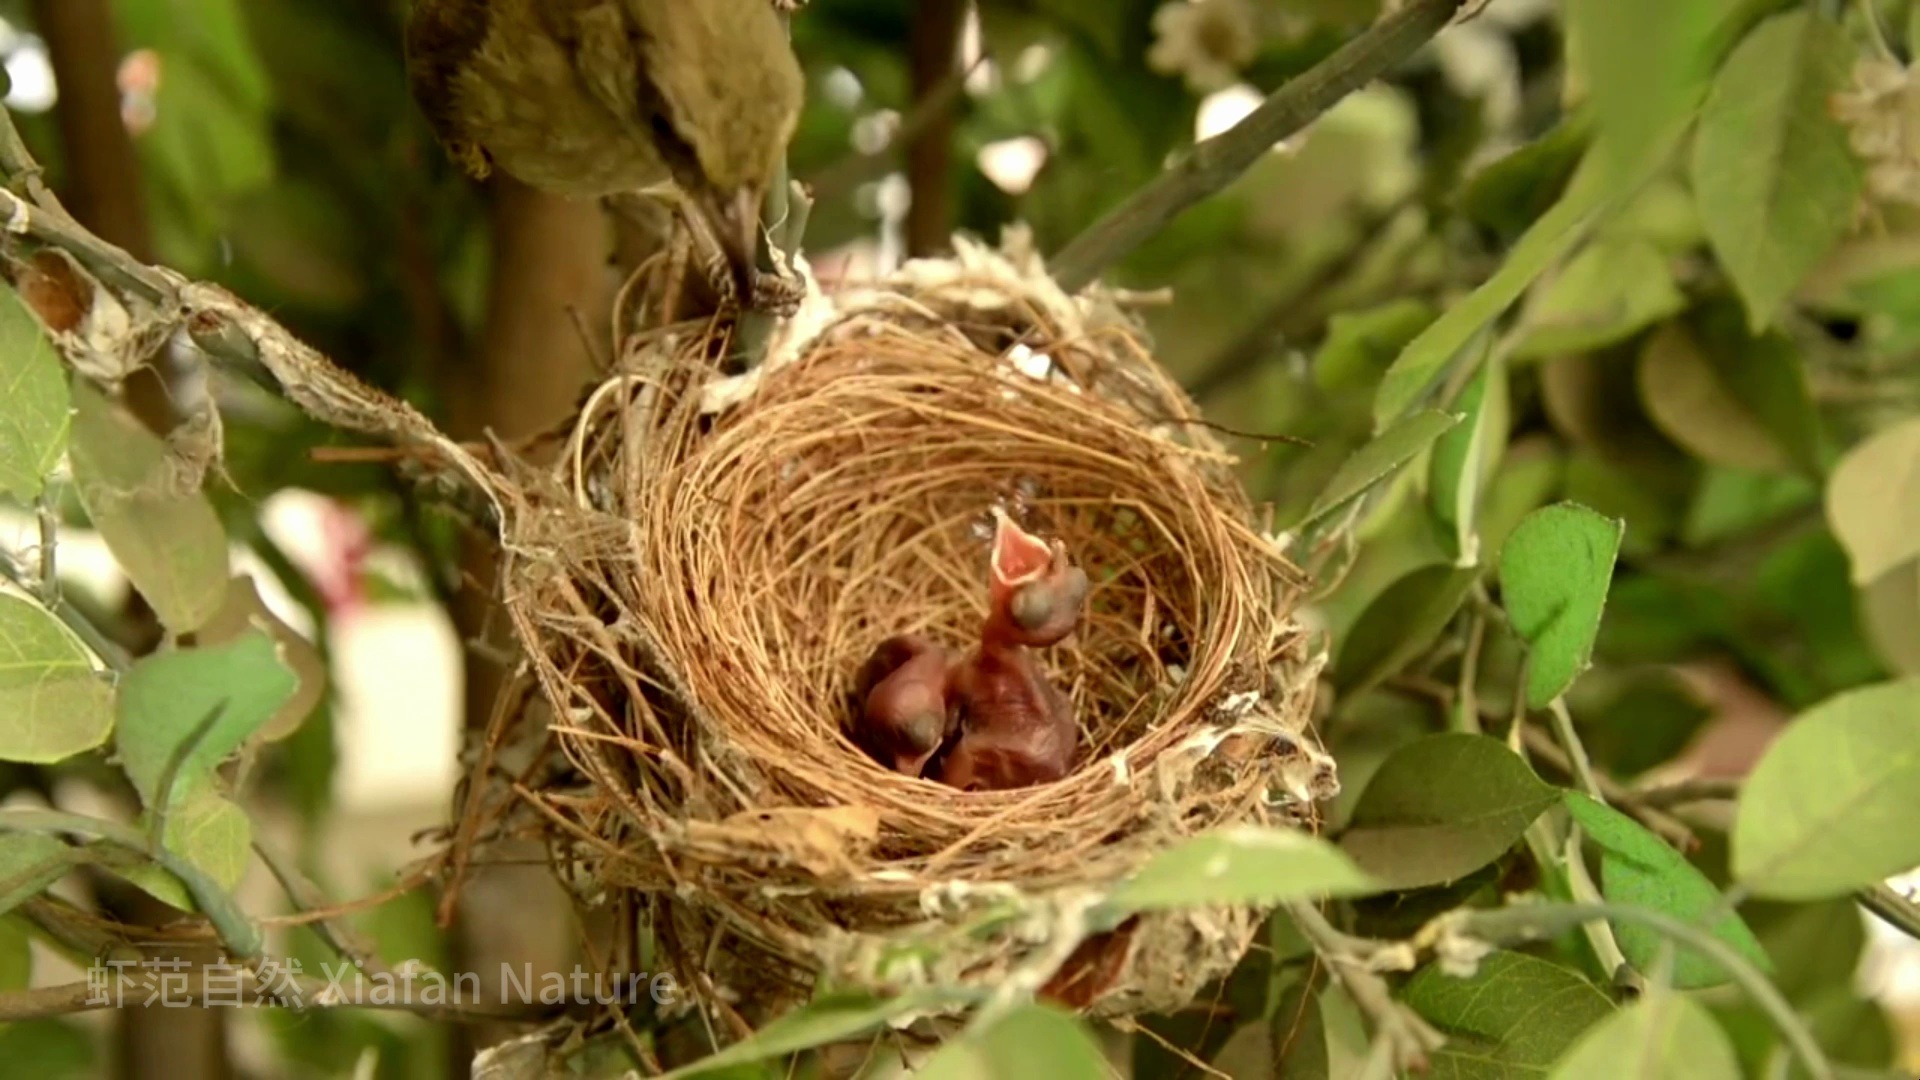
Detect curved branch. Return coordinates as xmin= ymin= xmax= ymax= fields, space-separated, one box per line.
xmin=1047 ymin=0 xmax=1464 ymax=292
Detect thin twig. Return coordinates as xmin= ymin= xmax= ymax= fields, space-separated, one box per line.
xmin=1047 ymin=0 xmax=1465 ymax=291
xmin=1631 ymin=776 xmax=1741 ymax=808
xmin=251 ymin=840 xmax=390 ymax=979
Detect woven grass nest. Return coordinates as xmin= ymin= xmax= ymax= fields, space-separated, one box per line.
xmin=482 ymin=230 xmax=1339 ymax=1022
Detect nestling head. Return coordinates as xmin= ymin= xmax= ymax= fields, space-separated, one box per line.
xmin=987 ymin=509 xmax=1089 ymax=648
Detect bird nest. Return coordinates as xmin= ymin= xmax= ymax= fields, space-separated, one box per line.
xmin=459 ymin=232 xmax=1337 ymax=1023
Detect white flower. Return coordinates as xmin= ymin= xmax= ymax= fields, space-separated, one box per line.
xmin=1148 ymin=0 xmax=1258 ymax=94
xmin=1832 ymin=58 xmax=1920 ymax=208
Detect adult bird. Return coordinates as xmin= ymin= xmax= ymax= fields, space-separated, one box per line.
xmin=403 ymin=0 xmax=806 ymax=309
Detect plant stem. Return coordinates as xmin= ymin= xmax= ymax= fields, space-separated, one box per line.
xmin=1285 ymin=901 xmax=1441 ymax=1072
xmin=1047 ymin=0 xmax=1465 ymax=291
xmin=1547 ymin=698 xmax=1603 ymax=800
xmin=1454 ymin=612 xmax=1484 ymax=734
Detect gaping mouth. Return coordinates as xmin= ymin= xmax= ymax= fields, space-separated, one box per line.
xmin=990 ymin=509 xmax=1052 ymax=587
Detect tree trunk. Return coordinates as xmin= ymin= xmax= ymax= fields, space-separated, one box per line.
xmin=905 ymin=0 xmax=964 ymax=257
xmin=443 ymin=177 xmax=612 ymax=1065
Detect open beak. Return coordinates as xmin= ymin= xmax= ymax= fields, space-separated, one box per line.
xmin=990 ymin=509 xmax=1054 ymax=589
xmin=695 ymin=185 xmax=763 ymax=302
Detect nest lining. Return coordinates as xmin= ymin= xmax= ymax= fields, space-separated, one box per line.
xmin=481 ymin=233 xmax=1337 ymax=1017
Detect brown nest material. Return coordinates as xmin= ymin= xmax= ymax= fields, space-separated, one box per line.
xmin=473 ymin=230 xmax=1338 ymax=1022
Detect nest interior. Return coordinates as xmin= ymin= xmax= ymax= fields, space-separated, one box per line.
xmin=478 ymin=243 xmax=1337 ymax=1017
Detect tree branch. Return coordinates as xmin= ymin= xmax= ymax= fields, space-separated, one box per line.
xmin=1858 ymin=881 xmax=1920 ymax=944
xmin=1047 ymin=0 xmax=1464 ymax=292
xmin=0 ymin=104 xmax=503 ymax=518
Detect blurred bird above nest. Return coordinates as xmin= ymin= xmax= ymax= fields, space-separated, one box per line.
xmin=854 ymin=509 xmax=1090 ymax=791
xmin=404 ymin=0 xmax=808 ymax=312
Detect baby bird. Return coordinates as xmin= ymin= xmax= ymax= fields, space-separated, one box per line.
xmin=852 ymin=633 xmax=955 ymax=777
xmin=932 ymin=511 xmax=1089 ymax=791
xmin=404 ymin=0 xmax=805 ymax=307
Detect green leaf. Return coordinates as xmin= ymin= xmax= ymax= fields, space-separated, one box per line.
xmin=1564 ymin=793 xmax=1768 ymax=989
xmin=1402 ymin=950 xmax=1615 ymax=1077
xmin=68 ymin=382 xmax=230 ymax=634
xmin=1691 ymin=10 xmax=1863 ymax=330
xmin=1498 ymin=504 xmax=1624 ymax=707
xmin=1300 ymin=409 xmax=1459 ymax=527
xmin=0 ymin=593 xmax=114 ymax=763
xmin=1638 ymin=326 xmax=1785 ymax=473
xmin=664 ymin=989 xmax=973 ymax=1078
xmin=1338 ymin=734 xmax=1558 ymax=890
xmin=1314 ymin=299 xmax=1437 ymax=393
xmin=0 ymin=286 xmax=71 ymax=501
xmin=1429 ymin=348 xmax=1509 ymax=564
xmin=1459 ymin=118 xmax=1592 ymax=242
xmin=1861 ymin=560 xmax=1920 ymax=676
xmin=1334 ymin=565 xmax=1478 ymax=694
xmin=1546 ymin=991 xmax=1740 ymax=1079
xmin=1826 ymin=417 xmax=1920 ymax=583
xmin=1376 ymin=167 xmax=1604 ymax=428
xmin=918 ymin=1005 xmax=1108 ymax=1080
xmin=1682 ymin=467 xmax=1818 ymax=549
xmin=1732 ymin=678 xmax=1920 ymax=898
xmin=1602 ymin=176 xmax=1705 ymax=254
xmin=1651 ymin=306 xmax=1823 ymax=475
xmin=1106 ymin=826 xmax=1378 ymax=914
xmin=1746 ymin=897 xmax=1867 ymax=1002
xmin=159 ymin=788 xmax=250 ymax=890
xmin=1511 ymin=238 xmax=1686 ymax=360
xmin=1564 ymin=0 xmax=1740 ymax=179
xmin=90 ymin=846 xmax=192 ymax=911
xmin=115 ymin=632 xmax=297 ymax=809
xmin=0 ymin=833 xmax=76 ymax=917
